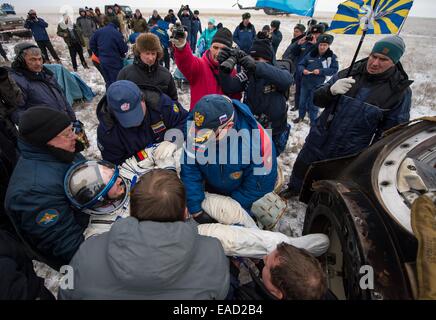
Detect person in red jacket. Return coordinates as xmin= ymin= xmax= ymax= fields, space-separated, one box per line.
xmin=171 ymin=26 xmax=241 ymax=110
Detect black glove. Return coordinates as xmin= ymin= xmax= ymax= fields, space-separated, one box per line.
xmin=192 ymin=210 xmax=217 ymax=224
xmin=239 ymin=55 xmax=256 ymax=74
xmin=217 ymin=47 xmax=232 ymax=65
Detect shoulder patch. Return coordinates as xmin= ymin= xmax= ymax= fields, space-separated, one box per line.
xmin=173 ymin=103 xmax=180 ymax=113
xmin=36 ymin=209 xmax=60 ymax=227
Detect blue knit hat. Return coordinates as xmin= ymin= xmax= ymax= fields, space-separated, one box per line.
xmin=371 ymin=35 xmax=405 ymax=64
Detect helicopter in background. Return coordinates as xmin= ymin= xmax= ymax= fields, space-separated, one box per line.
xmin=233 ymin=0 xmax=291 ymax=16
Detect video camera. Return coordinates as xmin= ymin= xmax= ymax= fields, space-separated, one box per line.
xmin=171 ymin=22 xmax=186 ymax=40
xmin=219 ymin=48 xmax=246 ymax=74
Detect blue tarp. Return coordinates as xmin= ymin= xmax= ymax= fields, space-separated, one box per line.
xmin=255 ymin=0 xmax=316 ymax=17
xmin=44 ymin=64 xmax=95 ymax=106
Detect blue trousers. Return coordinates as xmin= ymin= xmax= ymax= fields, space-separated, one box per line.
xmin=190 ymin=33 xmax=198 ymax=52
xmin=299 ymin=84 xmax=319 ymax=126
xmin=272 ymin=123 xmax=291 ymax=156
xmin=100 ymin=60 xmax=123 ymax=89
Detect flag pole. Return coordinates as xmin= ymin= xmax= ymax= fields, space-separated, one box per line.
xmin=326 ymin=0 xmax=380 ymax=127
xmin=346 ymin=0 xmax=380 ymax=76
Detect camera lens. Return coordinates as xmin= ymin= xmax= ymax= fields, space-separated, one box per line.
xmin=220 ymin=56 xmax=238 ymax=73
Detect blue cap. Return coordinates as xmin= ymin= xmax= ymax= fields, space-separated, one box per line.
xmin=190 ymin=95 xmax=234 ymax=144
xmin=106 ymin=80 xmax=144 ymax=128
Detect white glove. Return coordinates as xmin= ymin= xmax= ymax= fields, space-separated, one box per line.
xmin=155 ymin=155 xmax=177 ymax=171
xmin=201 ymin=193 xmax=258 ymax=228
xmin=154 ymin=141 xmax=177 ymax=160
xmin=198 ymin=223 xmax=329 ymax=258
xmin=119 ymin=147 xmax=155 ymax=181
xmin=330 ymin=77 xmax=356 ymax=96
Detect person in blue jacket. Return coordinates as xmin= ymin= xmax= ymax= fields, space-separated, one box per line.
xmin=150 ymin=19 xmax=171 ymax=70
xmin=5 ymin=107 xmax=88 ymax=265
xmin=178 ymin=5 xmax=194 ymax=44
xmin=219 ymin=34 xmax=294 ymax=155
xmin=294 ymin=34 xmax=338 ymax=126
xmin=24 ymin=9 xmax=61 ymax=64
xmin=270 ymin=20 xmax=282 ymax=57
xmin=97 ymin=80 xmax=188 ymax=166
xmin=10 ymin=42 xmax=76 ymax=124
xmin=282 ymin=24 xmax=324 ymax=112
xmin=233 ymin=12 xmax=256 ymax=54
xmin=89 ymin=18 xmax=128 ymax=88
xmin=181 ymin=94 xmax=277 ymax=223
xmin=190 ymin=10 xmax=202 ymax=53
xmin=281 ymin=35 xmax=413 ymax=198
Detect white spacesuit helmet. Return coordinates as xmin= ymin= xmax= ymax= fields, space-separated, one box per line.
xmin=64 ymin=160 xmax=130 ymax=215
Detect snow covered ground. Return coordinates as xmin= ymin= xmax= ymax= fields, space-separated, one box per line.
xmin=2 ymin=10 xmax=435 ymax=297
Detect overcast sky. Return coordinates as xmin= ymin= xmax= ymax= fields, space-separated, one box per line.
xmin=13 ymin=0 xmax=436 ymax=18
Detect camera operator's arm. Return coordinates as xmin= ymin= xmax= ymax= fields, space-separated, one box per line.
xmin=173 ymin=33 xmax=201 ymax=83
xmin=37 ymin=18 xmax=48 ymax=28
xmin=24 ymin=17 xmax=32 ymax=29
xmin=220 ymin=70 xmax=247 ymax=95
xmin=255 ymin=62 xmax=293 ymax=92
xmin=177 ymin=6 xmax=183 ymax=19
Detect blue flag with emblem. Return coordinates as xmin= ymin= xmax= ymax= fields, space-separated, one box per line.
xmin=255 ymin=0 xmax=317 ymax=17
xmin=329 ymin=0 xmax=414 ymax=35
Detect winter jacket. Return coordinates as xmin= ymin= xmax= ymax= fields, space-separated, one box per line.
xmin=197 ymin=27 xmax=217 ymax=52
xmin=148 ymin=15 xmax=162 ymax=26
xmin=233 ymin=22 xmax=256 ymax=54
xmin=271 ymin=30 xmax=282 ymax=55
xmin=0 ymin=68 xmax=22 ymax=226
xmin=76 ymin=16 xmax=96 ymax=38
xmin=283 ymin=39 xmax=315 ymax=65
xmin=150 ymin=20 xmax=170 ymax=49
xmin=178 ymin=8 xmax=194 ymax=37
xmin=191 ymin=17 xmax=202 ymax=38
xmin=58 ymin=217 xmax=230 ymax=300
xmin=306 ymin=58 xmax=413 ymax=160
xmin=57 ymin=23 xmax=85 ymax=48
xmin=10 ymin=66 xmax=76 ymax=124
xmin=117 ymin=56 xmax=177 ymax=100
xmin=116 ymin=11 xmax=126 ymax=33
xmin=105 ymin=12 xmax=118 ymax=26
xmin=129 ymin=15 xmax=148 ymax=32
xmin=89 ymin=23 xmax=128 ymax=66
xmin=0 ymin=121 xmax=18 ymax=227
xmin=24 ymin=18 xmax=49 ymax=41
xmin=165 ymin=14 xmax=177 ymax=25
xmin=5 ymin=141 xmax=87 ymax=264
xmin=181 ymin=99 xmax=277 ymax=214
xmin=0 ymin=68 xmax=22 ymax=146
xmin=97 ymin=90 xmax=188 ymax=165
xmin=174 ymin=44 xmax=241 ymax=110
xmin=299 ymin=48 xmax=338 ymax=89
xmin=0 ymin=230 xmax=54 ymax=300
xmin=221 ymin=62 xmax=293 ymax=137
